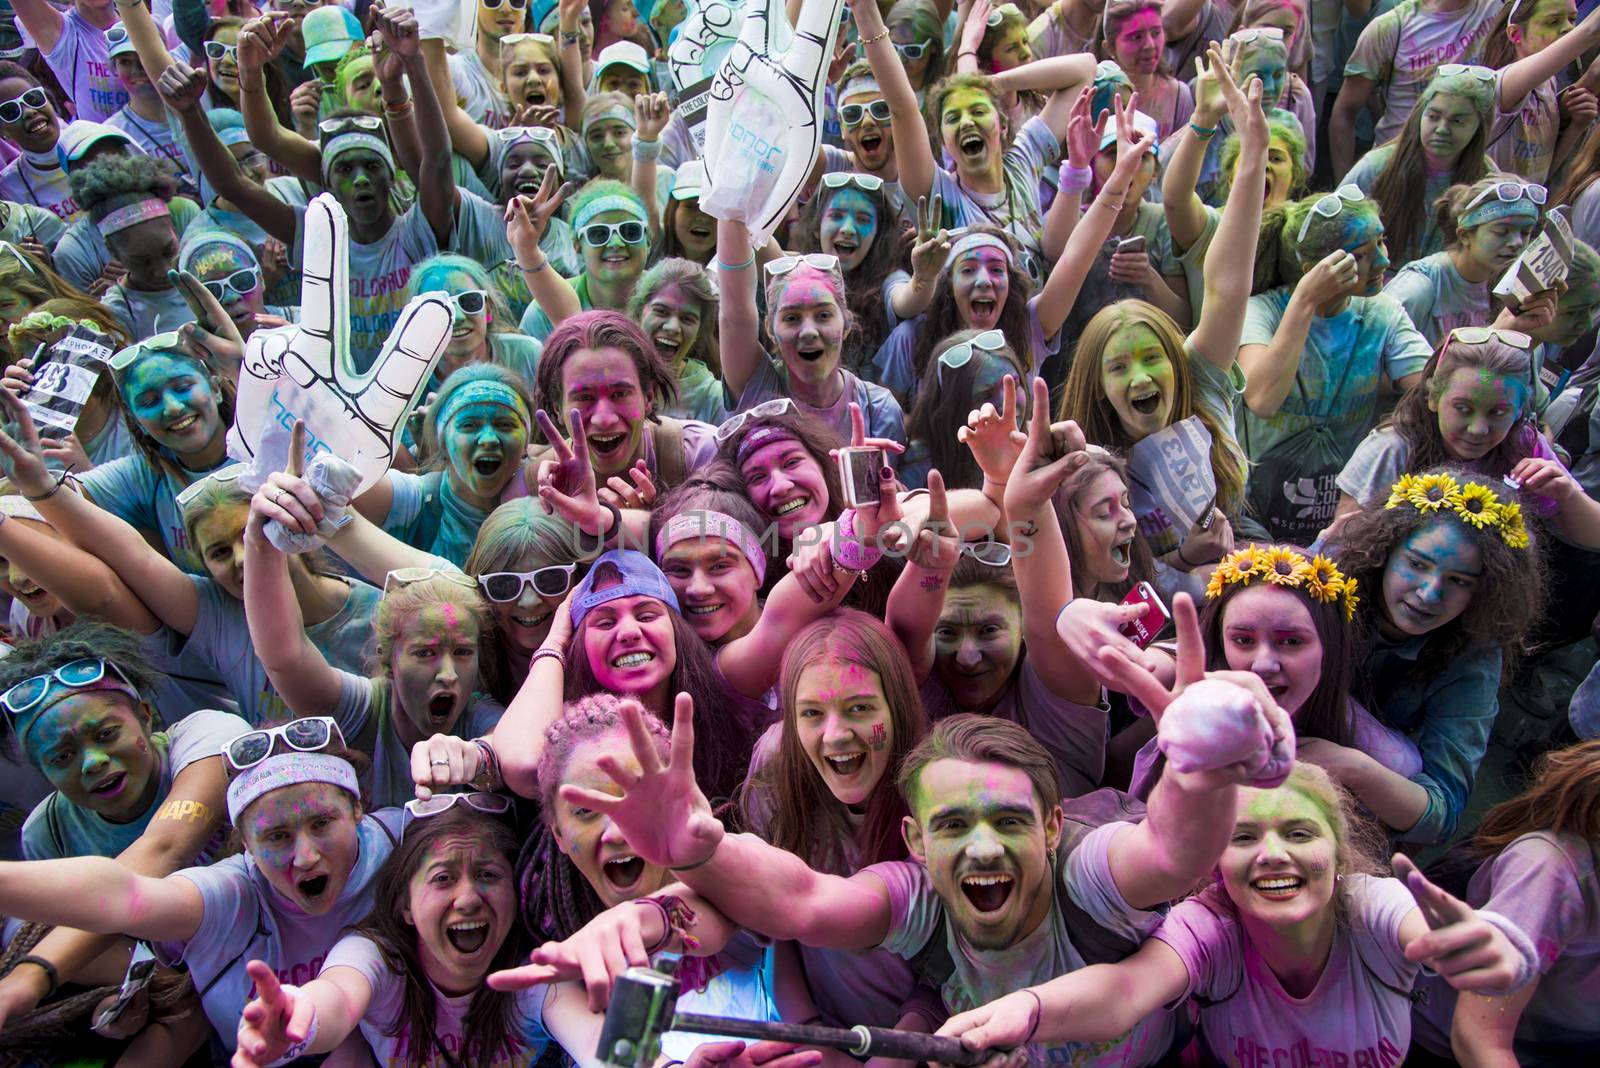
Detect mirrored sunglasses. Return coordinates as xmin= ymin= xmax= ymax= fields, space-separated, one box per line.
xmin=1 ymin=658 xmax=137 ymax=717
xmin=222 ymin=717 xmax=345 ymax=773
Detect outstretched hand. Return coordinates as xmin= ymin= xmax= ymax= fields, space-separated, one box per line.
xmin=232 ymin=961 xmax=316 ymax=1068
xmin=557 ymin=694 xmax=726 ymax=871
xmin=1003 ymin=376 xmax=1088 ymax=512
xmin=0 ymin=387 xmax=56 ymax=499
xmin=1393 ymin=855 xmax=1530 ymax=993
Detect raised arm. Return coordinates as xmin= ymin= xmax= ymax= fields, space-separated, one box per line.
xmin=1162 ymin=50 xmax=1226 ymax=251
xmin=237 ymin=16 xmax=322 ymax=184
xmin=562 ymin=695 xmax=895 ymax=949
xmin=1035 ymin=93 xmax=1155 ymax=340
xmin=10 ymin=0 xmax=64 ymax=56
xmin=377 ymin=8 xmax=457 ymax=244
xmin=0 ymin=508 xmax=159 ymax=634
xmin=422 ymin=36 xmax=492 ymax=169
xmin=717 ymin=219 xmax=763 ymax=398
xmin=556 ymin=0 xmax=589 ymax=126
xmin=0 ymin=857 xmax=204 ymax=944
xmin=0 ymin=391 xmax=199 ymax=634
xmin=634 ymin=93 xmax=669 ymax=238
xmin=1189 ymin=47 xmax=1268 ymax=369
xmin=1236 ymin=252 xmax=1358 ymax=416
xmin=159 ymin=61 xmax=299 ymax=245
xmin=242 ymin=482 xmax=347 ymax=717
xmin=1499 ymin=6 xmax=1600 ymax=114
xmin=886 ymin=471 xmax=961 ymax=681
xmin=990 ymin=54 xmax=1096 ymax=146
xmin=852 ymin=0 xmax=937 ymax=202
xmin=509 ymin=173 xmax=584 ymax=325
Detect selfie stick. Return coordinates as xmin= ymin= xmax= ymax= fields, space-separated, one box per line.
xmin=597 ymin=958 xmax=988 ymax=1067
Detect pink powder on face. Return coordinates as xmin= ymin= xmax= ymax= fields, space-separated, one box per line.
xmin=869 ymin=723 xmax=887 ymax=751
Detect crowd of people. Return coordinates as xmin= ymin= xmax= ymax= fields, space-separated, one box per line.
xmin=0 ymin=0 xmax=1594 ymax=1062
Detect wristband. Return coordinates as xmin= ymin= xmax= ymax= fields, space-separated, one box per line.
xmin=1189 ymin=121 xmax=1219 ymax=140
xmin=519 ymin=256 xmax=550 ymax=274
xmin=596 ymin=497 xmax=623 ymax=540
xmin=833 ymin=508 xmax=885 ymax=573
xmin=1058 ymin=163 xmax=1093 ymax=193
xmin=561 ymin=30 xmax=581 ymax=46
xmin=1021 ymin=988 xmax=1042 ymax=1043
xmin=668 ymin=843 xmax=719 ymax=872
xmin=23 ymin=469 xmax=73 ymax=502
xmin=384 ymin=99 xmax=414 ymax=118
xmin=638 ymin=894 xmax=702 ymax=954
xmin=15 ymin=955 xmax=59 ymax=998
xmin=632 ymin=138 xmax=662 ymax=162
xmin=1471 ymin=910 xmax=1539 ymax=995
xmin=718 ymin=251 xmax=756 ymax=272
xmin=471 ymin=737 xmax=504 ymax=792
xmin=531 ymin=646 xmax=567 ymax=671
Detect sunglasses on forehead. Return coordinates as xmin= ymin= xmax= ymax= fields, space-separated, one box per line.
xmin=1446 ymin=326 xmax=1534 ymax=350
xmin=222 ymin=717 xmax=346 ymax=773
xmin=766 ymin=253 xmax=840 ymax=277
xmin=1463 ymin=181 xmax=1548 ymax=211
xmin=403 ymin=791 xmax=513 ymax=837
xmin=1 ymin=659 xmax=138 ymax=717
xmin=714 ymin=398 xmax=795 ymax=443
xmin=319 ymin=114 xmax=385 ymax=136
xmin=820 ymin=172 xmax=885 ymax=193
xmin=1296 ymin=185 xmax=1367 ymax=244
xmin=936 ymin=329 xmax=1007 ymax=387
xmin=384 ymin=567 xmax=481 ymax=593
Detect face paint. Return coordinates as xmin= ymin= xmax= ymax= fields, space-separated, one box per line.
xmin=639 ymin=283 xmax=703 ymax=367
xmin=771 ymin=273 xmax=846 ymax=387
xmin=659 ymin=536 xmax=760 ymax=645
xmin=582 ymin=594 xmax=677 ymax=701
xmin=404 ymin=830 xmax=517 ymax=995
xmin=1100 ymin=324 xmax=1175 ymax=439
xmin=1514 ymin=0 xmax=1577 ymax=54
xmin=933 ymin=585 xmax=1023 ymax=710
xmin=562 ymin=345 xmax=648 ymax=478
xmin=552 ymin=731 xmax=672 ymax=906
xmin=339 ymin=55 xmax=380 ymax=114
xmin=890 ymin=23 xmax=933 ymax=86
xmin=389 ymin=604 xmax=483 ymax=745
xmin=580 ymin=208 xmax=647 ymax=284
xmin=819 ymin=188 xmax=879 ymax=273
xmin=119 ymin=353 xmax=223 ymax=457
xmin=940 ymin=87 xmax=1003 ymax=176
xmin=1072 ymin=470 xmax=1137 ymax=588
xmin=739 ymin=440 xmax=830 ymax=539
xmin=328 ymin=148 xmax=394 ymax=231
xmin=443 ymin=398 xmax=528 ymax=503
xmin=1220 ymin=585 xmax=1324 ymax=719
xmin=207 ymin=25 xmax=241 ymax=96
xmin=584 ymin=120 xmax=634 ymax=181
xmin=988 ymin=24 xmax=1032 ymax=72
xmin=794 ymin=659 xmax=894 ymax=808
xmin=951 ymin=248 xmax=1010 ymax=330
xmin=1220 ymin=786 xmax=1339 ymax=931
xmin=485 ymin=549 xmax=567 ymax=659
xmin=598 ymin=69 xmax=649 ymax=99
xmin=1420 ymin=93 xmax=1480 ymax=169
xmin=194 ymin=501 xmax=250 ymax=600
xmin=1336 ymin=217 xmax=1389 ymax=296
xmin=1261 ymin=135 xmax=1296 ymax=206
xmin=241 ymin=783 xmax=362 ymax=914
xmin=194 ymin=242 xmax=266 ymax=333
xmin=502 ymin=41 xmax=562 ymax=109
xmin=1432 ymin=366 xmax=1528 ymax=462
xmin=27 ymin=691 xmax=157 ymax=821
xmin=1111 ymin=9 xmax=1164 ymax=75
xmin=1379 ymin=519 xmax=1484 ymax=637
xmin=908 ymin=758 xmax=1057 ymax=949
xmin=477 ymin=0 xmax=525 ymax=39
xmin=1459 ymin=216 xmax=1534 ymax=279
xmin=1238 ymin=44 xmax=1288 ymax=107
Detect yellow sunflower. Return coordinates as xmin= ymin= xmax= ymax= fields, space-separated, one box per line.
xmin=1341 ymin=577 xmax=1360 ymax=622
xmin=1452 ymin=482 xmax=1502 ymax=529
xmin=1407 ymin=472 xmax=1462 ymax=513
xmin=1217 ymin=546 xmax=1266 ymax=586
xmin=1498 ymin=502 xmax=1530 ymax=550
xmin=1205 ymin=567 xmax=1228 ymax=600
xmin=1304 ymin=554 xmax=1346 ymax=602
xmin=1260 ymin=546 xmax=1313 ymax=587
xmin=1384 ymin=475 xmax=1418 ymax=510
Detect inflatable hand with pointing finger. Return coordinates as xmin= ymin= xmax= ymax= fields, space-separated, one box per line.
xmin=667 ymin=0 xmax=747 ymax=155
xmin=226 ymin=193 xmax=451 ymax=496
xmin=701 ymin=0 xmax=846 ymax=245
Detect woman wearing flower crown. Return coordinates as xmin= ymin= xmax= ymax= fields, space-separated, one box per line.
xmin=1323 ymin=467 xmax=1547 ymax=846
xmin=1122 ymin=543 xmax=1422 ymax=800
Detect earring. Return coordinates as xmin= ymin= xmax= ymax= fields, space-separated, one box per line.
xmin=485 ymin=309 xmax=493 ymax=325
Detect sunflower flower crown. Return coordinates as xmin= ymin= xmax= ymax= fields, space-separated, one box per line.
xmin=1383 ymin=473 xmax=1529 ymax=550
xmin=1205 ymin=544 xmax=1360 ymax=622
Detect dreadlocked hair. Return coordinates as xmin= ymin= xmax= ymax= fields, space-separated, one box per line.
xmin=519 ymin=694 xmax=671 ymax=940
xmin=357 ymin=807 xmax=531 ymax=1068
xmin=71 ymin=155 xmax=180 ymax=222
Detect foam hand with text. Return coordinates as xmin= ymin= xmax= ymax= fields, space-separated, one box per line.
xmin=700 ymin=0 xmax=847 ymax=243
xmin=668 ymin=0 xmax=747 ymax=153
xmin=227 ymin=194 xmax=451 ymax=496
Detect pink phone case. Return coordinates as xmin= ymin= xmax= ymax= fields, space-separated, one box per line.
xmin=1119 ymin=582 xmax=1170 ymax=648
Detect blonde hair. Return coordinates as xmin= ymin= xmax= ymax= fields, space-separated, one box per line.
xmin=372 ymin=575 xmax=495 ymax=684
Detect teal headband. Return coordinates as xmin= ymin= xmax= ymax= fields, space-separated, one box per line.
xmin=1458 ymin=198 xmax=1540 ymax=230
xmin=574 ymin=194 xmax=648 ymax=231
xmin=583 ymin=104 xmax=637 ymax=136
xmin=321 ymin=132 xmax=395 ymax=184
xmin=436 ymin=381 xmax=531 ymax=432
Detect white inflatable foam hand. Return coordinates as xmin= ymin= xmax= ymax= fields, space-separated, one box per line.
xmin=226 ymin=194 xmax=450 ymax=496
xmin=399 ymin=0 xmax=476 ymax=46
xmin=668 ymin=0 xmax=747 ymax=153
xmin=700 ymin=0 xmax=845 ymax=244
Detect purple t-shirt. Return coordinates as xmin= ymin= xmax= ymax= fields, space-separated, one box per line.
xmin=1412 ymin=831 xmax=1600 ymax=1060
xmin=920 ymin=656 xmax=1109 ymax=800
xmin=865 ymin=823 xmax=1175 ymax=1067
xmin=21 ymin=10 xmax=128 ymax=122
xmin=1153 ymin=875 xmax=1419 ymax=1067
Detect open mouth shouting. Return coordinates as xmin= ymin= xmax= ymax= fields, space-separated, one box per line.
xmin=1109 ymin=539 xmax=1132 ymax=569
xmin=427 ymin=691 xmax=459 ymax=726
xmin=601 ymin=853 xmax=647 ymax=893
xmin=513 ymin=173 xmax=544 ymax=196
xmin=651 ymin=330 xmax=681 ymax=359
xmin=960 ymin=870 xmax=1015 ymax=913
xmin=1251 ymin=874 xmax=1305 ymax=901
xmin=958 ymin=130 xmax=987 ymax=163
xmin=795 ymin=341 xmax=827 ymax=363
xmin=968 ymin=296 xmax=998 ymax=324
xmin=471 ymin=450 xmax=506 ymax=480
xmin=822 ymin=750 xmax=868 ymax=779
xmin=14 ymin=582 xmax=50 ymax=606
xmin=588 ymin=431 xmax=629 ymax=463
xmin=857 ymin=131 xmax=884 ymax=157
xmin=296 ymin=872 xmax=331 ymax=902
xmin=445 ymin=918 xmax=492 ymax=954
xmin=831 ymin=235 xmax=859 ymax=259
xmin=1129 ymin=388 xmax=1162 ymax=416
xmin=687 ymin=221 xmax=713 ymax=242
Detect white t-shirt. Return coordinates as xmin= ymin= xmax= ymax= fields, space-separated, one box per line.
xmin=0 ymin=154 xmax=78 ymax=223
xmin=21 ymin=708 xmax=246 ymax=861
xmin=19 ymin=10 xmax=129 ymax=122
xmin=1153 ymin=876 xmax=1419 ymax=1067
xmin=1343 ymin=0 xmax=1500 ymax=147
xmin=1488 ymin=75 xmax=1559 ymax=185
xmin=325 ymin=932 xmax=553 ymax=1066
xmin=157 ymin=809 xmax=405 ymax=1050
xmin=1381 ymin=250 xmax=1491 ymax=350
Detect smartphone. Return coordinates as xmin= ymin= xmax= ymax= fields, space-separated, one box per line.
xmin=1119 ymin=581 xmax=1170 ymax=649
xmin=93 ymin=944 xmax=157 ymax=1031
xmin=1195 ymin=493 xmax=1219 ymax=531
xmin=838 ymin=446 xmax=885 ymax=509
xmin=1117 ymin=235 xmax=1147 ymax=256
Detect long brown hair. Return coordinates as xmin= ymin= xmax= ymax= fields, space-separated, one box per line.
xmin=1049 ymin=451 xmax=1156 ymax=601
xmin=740 ymin=610 xmax=928 ymax=873
xmin=1058 ymin=300 xmax=1246 ymax=516
xmin=1474 ymin=740 xmax=1600 ymax=853
xmin=1369 ymin=84 xmax=1494 ymax=266
xmin=913 ymin=225 xmax=1035 ymax=384
xmin=1553 ymin=123 xmax=1600 ymax=212
xmin=356 ymin=808 xmax=530 ymax=1068
xmin=1384 ymin=335 xmax=1539 ymax=479
xmin=909 ymin=330 xmax=1027 ymax=490
xmin=794 ymin=180 xmax=909 ymax=372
